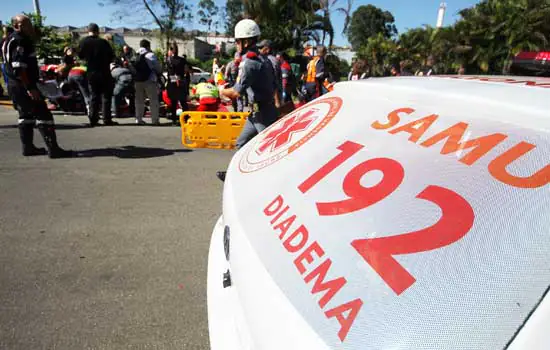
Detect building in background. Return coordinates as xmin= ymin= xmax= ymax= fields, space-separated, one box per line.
xmin=52 ymin=26 xmax=217 ymax=61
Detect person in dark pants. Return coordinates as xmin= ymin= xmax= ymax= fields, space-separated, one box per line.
xmin=78 ymin=23 xmax=116 ymax=127
xmin=110 ymin=62 xmax=135 ymax=118
xmin=217 ymin=19 xmax=278 ymax=181
xmin=304 ymin=45 xmax=328 ymax=102
xmin=165 ymin=44 xmax=188 ymax=125
xmin=67 ymin=65 xmax=90 ymax=114
xmin=2 ymin=14 xmax=72 ymax=158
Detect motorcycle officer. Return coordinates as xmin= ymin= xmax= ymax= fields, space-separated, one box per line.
xmin=2 ymin=14 xmax=72 ymax=158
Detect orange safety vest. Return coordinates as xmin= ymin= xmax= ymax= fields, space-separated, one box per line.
xmin=306 ymin=56 xmax=320 ymax=83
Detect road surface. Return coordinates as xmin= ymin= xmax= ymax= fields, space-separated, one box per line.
xmin=0 ymin=107 xmax=233 ymax=349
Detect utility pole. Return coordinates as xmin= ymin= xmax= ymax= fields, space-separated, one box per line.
xmin=33 ymin=0 xmax=41 ymax=16
xmin=33 ymin=0 xmax=42 ymax=25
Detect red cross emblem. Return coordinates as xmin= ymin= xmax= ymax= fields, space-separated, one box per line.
xmin=257 ymin=109 xmax=318 ymax=155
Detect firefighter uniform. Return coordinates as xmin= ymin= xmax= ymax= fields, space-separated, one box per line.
xmin=2 ymin=31 xmax=72 ymax=158
xmin=166 ymin=54 xmax=189 ymax=124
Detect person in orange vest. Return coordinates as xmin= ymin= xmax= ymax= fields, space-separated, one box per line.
xmin=191 ymin=79 xmax=220 ymax=112
xmin=303 ymin=45 xmax=328 ymax=102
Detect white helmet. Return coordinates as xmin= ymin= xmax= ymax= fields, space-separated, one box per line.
xmin=234 ymin=19 xmax=261 ymax=39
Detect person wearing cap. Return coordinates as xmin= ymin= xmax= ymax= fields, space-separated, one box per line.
xmin=304 ymin=45 xmax=328 ymax=102
xmin=216 ymin=19 xmax=278 ymax=181
xmin=258 ymin=39 xmax=282 ymax=107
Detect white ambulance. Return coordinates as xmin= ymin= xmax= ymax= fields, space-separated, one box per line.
xmin=207 ymin=76 xmax=550 ymax=350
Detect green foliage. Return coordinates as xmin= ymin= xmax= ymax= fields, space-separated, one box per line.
xmin=239 ymin=0 xmax=336 ymax=50
xmin=153 ymin=48 xmax=166 ymax=68
xmin=354 ymin=0 xmax=550 ymax=76
xmin=102 ymin=0 xmax=192 ymax=50
xmin=357 ymin=33 xmax=399 ymax=76
xmin=25 ymin=13 xmax=72 ymax=63
xmin=198 ymin=0 xmax=220 ymax=33
xmin=347 ymin=5 xmax=397 ymax=50
xmin=223 ymin=0 xmax=244 ymax=36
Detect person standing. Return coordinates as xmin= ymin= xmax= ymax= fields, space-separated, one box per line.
xmin=121 ymin=44 xmax=135 ymax=68
xmin=78 ymin=23 xmax=116 ymax=126
xmin=212 ymin=58 xmax=224 ymax=84
xmin=133 ymin=39 xmax=161 ymax=125
xmin=277 ymin=52 xmax=295 ymax=104
xmin=217 ymin=19 xmax=278 ymax=181
xmin=304 ymin=45 xmax=328 ymax=102
xmin=415 ymin=55 xmax=437 ymax=76
xmin=224 ymin=52 xmax=242 ymax=111
xmin=2 ymin=14 xmax=72 ymax=158
xmin=165 ymin=43 xmax=189 ymax=125
xmin=258 ymin=39 xmax=281 ymax=107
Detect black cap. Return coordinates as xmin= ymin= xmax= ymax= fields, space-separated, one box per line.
xmin=258 ymin=39 xmax=272 ymax=48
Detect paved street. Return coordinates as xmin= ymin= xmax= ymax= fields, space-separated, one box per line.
xmin=0 ymin=106 xmax=233 ymax=349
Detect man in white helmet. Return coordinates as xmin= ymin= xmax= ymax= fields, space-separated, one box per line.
xmin=217 ymin=19 xmax=278 ymax=181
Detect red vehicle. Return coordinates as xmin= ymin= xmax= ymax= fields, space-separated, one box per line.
xmin=511 ymin=51 xmax=550 ymax=76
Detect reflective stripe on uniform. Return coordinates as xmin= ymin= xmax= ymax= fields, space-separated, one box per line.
xmin=11 ymin=62 xmax=27 ymax=68
xmin=36 ymin=120 xmax=54 ymax=125
xmin=18 ymin=119 xmax=36 ymax=125
xmin=2 ymin=37 xmax=15 ymax=66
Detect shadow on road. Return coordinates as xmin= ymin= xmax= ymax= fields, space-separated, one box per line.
xmin=76 ymin=145 xmax=192 ymax=159
xmin=0 ymin=124 xmax=90 ymax=130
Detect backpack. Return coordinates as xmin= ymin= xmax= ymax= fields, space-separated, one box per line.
xmin=133 ymin=53 xmax=152 ymax=82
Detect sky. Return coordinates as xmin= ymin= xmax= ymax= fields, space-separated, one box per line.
xmin=4 ymin=0 xmax=481 ymax=46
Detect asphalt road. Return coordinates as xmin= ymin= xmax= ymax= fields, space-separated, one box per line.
xmin=0 ymin=107 xmax=233 ymax=350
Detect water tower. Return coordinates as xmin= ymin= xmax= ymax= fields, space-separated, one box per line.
xmin=436 ymin=2 xmax=447 ymax=28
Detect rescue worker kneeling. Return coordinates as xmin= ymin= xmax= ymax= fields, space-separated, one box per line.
xmin=2 ymin=14 xmax=72 ymax=158
xmin=110 ymin=62 xmax=135 ymax=118
xmin=191 ymin=79 xmax=221 ymax=112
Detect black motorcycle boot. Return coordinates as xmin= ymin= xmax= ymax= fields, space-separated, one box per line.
xmin=38 ymin=125 xmax=74 ymax=159
xmin=19 ymin=124 xmax=47 ymax=156
xmin=216 ymin=171 xmax=227 ymax=182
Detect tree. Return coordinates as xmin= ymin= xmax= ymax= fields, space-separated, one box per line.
xmin=240 ymin=0 xmax=334 ymax=49
xmin=100 ymin=0 xmax=192 ymax=50
xmin=334 ymin=0 xmax=354 ymax=35
xmin=25 ymin=13 xmax=72 ymax=62
xmin=357 ymin=32 xmax=399 ymax=76
xmin=347 ymin=5 xmax=397 ymax=50
xmin=455 ymin=0 xmax=550 ymax=73
xmin=198 ymin=0 xmax=220 ymax=33
xmin=223 ymin=0 xmax=244 ymax=36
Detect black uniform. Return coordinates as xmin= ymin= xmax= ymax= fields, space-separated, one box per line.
xmin=1 ymin=31 xmax=71 ymax=158
xmin=78 ymin=35 xmax=115 ymax=126
xmin=166 ymin=54 xmax=189 ymax=123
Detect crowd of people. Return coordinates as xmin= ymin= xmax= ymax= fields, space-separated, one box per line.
xmin=0 ymin=14 xmax=348 ymax=166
